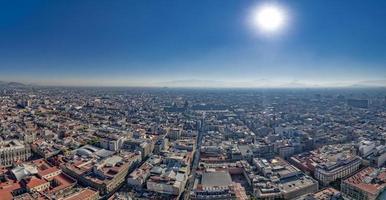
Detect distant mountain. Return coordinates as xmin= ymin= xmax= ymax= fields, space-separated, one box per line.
xmin=155 ymin=79 xmax=317 ymax=88
xmin=155 ymin=79 xmax=386 ymax=88
xmin=0 ymin=79 xmax=384 ymax=88
xmin=156 ymin=79 xmax=231 ymax=88
xmin=7 ymin=82 xmax=26 ymax=87
xmin=278 ymin=80 xmax=314 ymax=88
xmin=0 ymin=81 xmax=27 ymax=87
xmin=351 ymin=80 xmax=386 ymax=87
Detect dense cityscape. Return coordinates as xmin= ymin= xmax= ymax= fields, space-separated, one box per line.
xmin=1 ymin=1 xmax=386 ymax=199
xmin=0 ymin=84 xmax=385 ymax=199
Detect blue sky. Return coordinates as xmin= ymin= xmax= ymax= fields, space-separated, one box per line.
xmin=1 ymin=0 xmax=386 ymax=86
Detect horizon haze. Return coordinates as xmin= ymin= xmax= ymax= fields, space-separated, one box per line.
xmin=1 ymin=0 xmax=386 ymax=87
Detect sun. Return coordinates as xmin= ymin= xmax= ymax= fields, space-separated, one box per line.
xmin=251 ymin=3 xmax=288 ymax=34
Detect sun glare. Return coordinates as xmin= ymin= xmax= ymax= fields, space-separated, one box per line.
xmin=251 ymin=3 xmax=288 ymax=34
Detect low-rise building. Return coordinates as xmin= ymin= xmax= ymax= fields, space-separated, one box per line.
xmin=190 ymin=171 xmax=239 ymax=200
xmin=295 ymin=187 xmax=342 ymax=200
xmin=62 ymin=145 xmax=141 ymax=196
xmin=62 ymin=188 xmax=99 ymax=200
xmin=291 ymin=144 xmax=362 ymax=186
xmin=253 ymin=157 xmax=319 ymax=200
xmin=0 ymin=140 xmax=32 ymax=167
xmin=127 ymin=155 xmax=162 ymax=187
xmin=341 ymin=167 xmax=386 ymax=200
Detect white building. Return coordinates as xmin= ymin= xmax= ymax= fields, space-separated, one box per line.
xmin=0 ymin=140 xmax=32 ymax=167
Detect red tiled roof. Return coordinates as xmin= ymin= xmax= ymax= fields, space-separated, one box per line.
xmin=48 ymin=173 xmax=76 ymax=193
xmin=27 ymin=178 xmax=48 ymax=189
xmin=344 ymin=167 xmax=386 ymax=195
xmin=0 ymin=192 xmax=14 ymax=200
xmin=0 ymin=182 xmax=22 ymax=200
xmin=63 ymin=188 xmax=98 ymax=200
xmin=38 ymin=166 xmax=60 ymax=177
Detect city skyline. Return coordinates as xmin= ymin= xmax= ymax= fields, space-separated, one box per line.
xmin=2 ymin=1 xmax=386 ymax=199
xmin=1 ymin=0 xmax=386 ymax=87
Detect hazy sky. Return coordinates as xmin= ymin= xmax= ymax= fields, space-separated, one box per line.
xmin=1 ymin=0 xmax=386 ymax=86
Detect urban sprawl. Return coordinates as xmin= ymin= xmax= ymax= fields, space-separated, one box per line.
xmin=1 ymin=85 xmax=386 ymax=200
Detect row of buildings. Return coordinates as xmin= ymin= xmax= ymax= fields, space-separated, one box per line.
xmin=126 ymin=130 xmax=196 ymax=199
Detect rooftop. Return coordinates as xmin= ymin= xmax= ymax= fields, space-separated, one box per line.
xmin=201 ymin=171 xmax=232 ymax=188
xmin=343 ymin=167 xmax=386 ymax=195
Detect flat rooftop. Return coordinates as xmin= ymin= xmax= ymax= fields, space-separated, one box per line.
xmin=201 ymin=171 xmax=232 ymax=188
